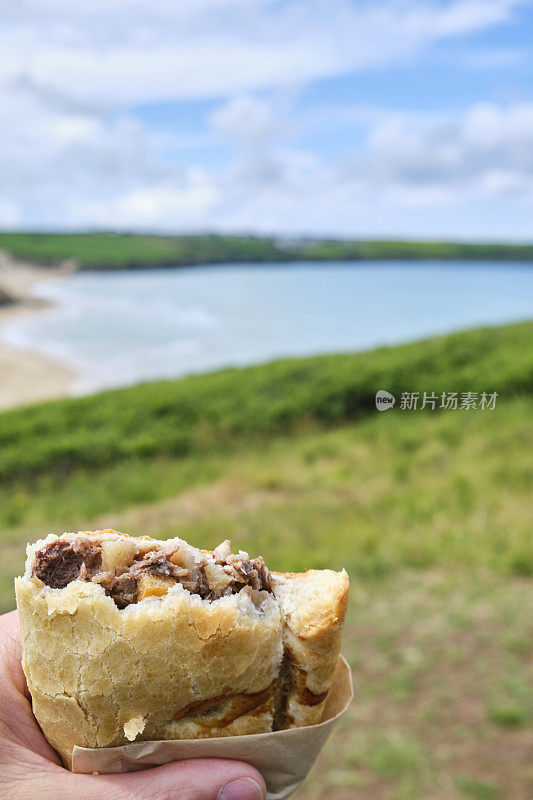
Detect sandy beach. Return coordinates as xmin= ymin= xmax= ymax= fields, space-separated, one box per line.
xmin=0 ymin=251 xmax=76 ymax=410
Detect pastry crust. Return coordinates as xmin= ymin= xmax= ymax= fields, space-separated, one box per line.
xmin=272 ymin=569 xmax=350 ymax=727
xmin=15 ymin=530 xmax=349 ymax=768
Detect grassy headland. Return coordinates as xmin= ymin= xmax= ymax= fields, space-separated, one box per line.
xmin=0 ymin=321 xmax=531 ymax=484
xmin=0 ymin=322 xmax=531 ymax=798
xmin=1 ymin=232 xmax=533 ymax=269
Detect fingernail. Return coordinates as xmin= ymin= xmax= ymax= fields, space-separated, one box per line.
xmin=218 ymin=777 xmax=264 ymax=800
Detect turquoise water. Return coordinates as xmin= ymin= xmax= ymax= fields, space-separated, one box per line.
xmin=3 ymin=261 xmax=533 ymax=393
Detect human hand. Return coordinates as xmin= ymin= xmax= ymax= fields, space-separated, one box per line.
xmin=0 ymin=610 xmax=266 ymax=800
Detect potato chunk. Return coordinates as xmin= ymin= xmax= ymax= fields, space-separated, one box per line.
xmin=101 ymin=539 xmax=138 ymax=572
xmin=204 ymin=561 xmax=232 ymax=592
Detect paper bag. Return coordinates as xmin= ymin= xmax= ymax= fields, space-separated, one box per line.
xmin=72 ymin=656 xmax=353 ymax=800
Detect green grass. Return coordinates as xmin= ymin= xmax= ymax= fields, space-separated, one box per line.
xmin=366 ymin=733 xmax=426 ymax=780
xmin=456 ymin=775 xmax=502 ymax=800
xmin=1 ymin=321 xmax=532 ymax=485
xmin=297 ymin=572 xmax=532 ymax=800
xmin=0 ymin=233 xmax=287 ymax=269
xmin=487 ymin=704 xmax=529 ymax=729
xmin=1 ymin=395 xmax=531 ymax=596
xmin=0 ymin=321 xmax=531 ymax=798
xmin=1 ymin=231 xmax=533 ymax=269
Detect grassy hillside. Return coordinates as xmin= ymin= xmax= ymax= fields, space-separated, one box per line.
xmin=1 ymin=231 xmax=533 ymax=269
xmin=1 ymin=321 xmax=532 ymax=484
xmin=0 ymin=322 xmax=531 ymax=799
xmin=0 ymin=233 xmax=285 ymax=269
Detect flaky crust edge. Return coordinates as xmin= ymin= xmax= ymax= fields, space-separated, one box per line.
xmin=273 ymin=569 xmax=350 ymax=727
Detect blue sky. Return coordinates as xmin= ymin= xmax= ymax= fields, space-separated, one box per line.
xmin=1 ymin=0 xmax=532 ymax=239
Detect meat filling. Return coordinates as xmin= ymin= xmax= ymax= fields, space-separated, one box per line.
xmin=32 ymin=539 xmax=103 ymax=589
xmin=32 ymin=536 xmax=273 ymax=608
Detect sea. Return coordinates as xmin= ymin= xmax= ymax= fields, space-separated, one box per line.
xmin=3 ymin=260 xmax=533 ymax=394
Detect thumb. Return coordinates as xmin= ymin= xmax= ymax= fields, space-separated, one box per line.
xmin=48 ymin=757 xmax=266 ymax=800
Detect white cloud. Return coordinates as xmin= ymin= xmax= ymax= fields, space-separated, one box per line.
xmin=73 ymin=171 xmax=221 ymax=229
xmin=0 ymin=1 xmax=523 ymax=104
xmin=3 ymin=88 xmax=533 ymax=236
xmin=0 ymin=0 xmax=531 ymax=236
xmin=364 ymin=103 xmax=533 ymax=195
xmin=210 ymin=96 xmax=285 ymax=146
xmin=203 ymin=98 xmax=533 ymax=237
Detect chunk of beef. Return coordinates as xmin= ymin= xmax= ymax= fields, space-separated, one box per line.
xmin=32 ymin=541 xmax=82 ymax=588
xmin=96 ymin=572 xmax=138 ymax=609
xmin=195 ymin=564 xmax=211 ymax=598
xmin=139 ymin=551 xmax=190 ymax=581
xmin=32 ymin=539 xmax=102 ymax=589
xmin=252 ymin=556 xmax=273 ymax=592
xmin=224 ymin=553 xmax=272 ymax=593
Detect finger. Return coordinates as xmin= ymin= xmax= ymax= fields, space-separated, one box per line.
xmin=0 ymin=611 xmax=25 ymax=694
xmin=43 ymin=758 xmax=266 ymax=800
xmin=0 ymin=611 xmax=63 ymax=765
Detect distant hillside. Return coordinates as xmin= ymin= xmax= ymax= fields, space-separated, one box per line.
xmin=1 ymin=232 xmax=533 ymax=269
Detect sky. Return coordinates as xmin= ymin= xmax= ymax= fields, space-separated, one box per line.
xmin=1 ymin=0 xmax=533 ymax=240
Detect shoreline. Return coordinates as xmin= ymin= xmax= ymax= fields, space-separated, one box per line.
xmin=0 ymin=251 xmax=76 ymax=410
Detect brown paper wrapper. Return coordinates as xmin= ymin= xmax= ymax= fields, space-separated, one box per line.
xmin=72 ymin=656 xmax=353 ymax=799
